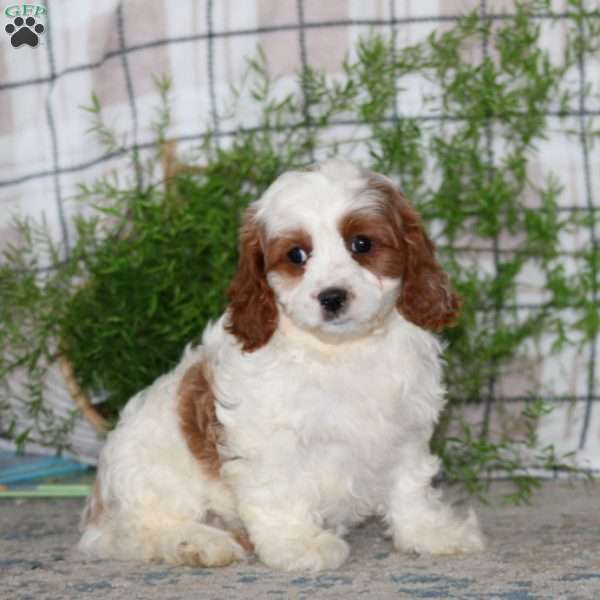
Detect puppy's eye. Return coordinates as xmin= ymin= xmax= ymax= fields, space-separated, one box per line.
xmin=351 ymin=235 xmax=372 ymax=254
xmin=287 ymin=247 xmax=309 ymax=265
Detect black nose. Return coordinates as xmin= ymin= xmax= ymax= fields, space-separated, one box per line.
xmin=317 ymin=287 xmax=348 ymax=315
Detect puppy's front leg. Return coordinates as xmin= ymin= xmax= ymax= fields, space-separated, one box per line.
xmin=224 ymin=462 xmax=349 ymax=571
xmin=386 ymin=452 xmax=485 ymax=556
xmin=240 ymin=500 xmax=349 ymax=571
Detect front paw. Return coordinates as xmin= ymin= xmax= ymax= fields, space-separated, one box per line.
xmin=258 ymin=530 xmax=350 ymax=571
xmin=394 ymin=509 xmax=485 ymax=556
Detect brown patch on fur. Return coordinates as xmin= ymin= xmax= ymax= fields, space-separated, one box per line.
xmin=339 ymin=210 xmax=404 ymax=279
xmin=355 ymin=177 xmax=461 ymax=331
xmin=80 ymin=478 xmax=104 ymax=531
xmin=265 ymin=229 xmax=313 ymax=279
xmin=226 ymin=207 xmax=279 ymax=352
xmin=235 ymin=533 xmax=255 ymax=553
xmin=206 ymin=509 xmax=255 ymax=553
xmin=178 ymin=362 xmax=223 ymax=478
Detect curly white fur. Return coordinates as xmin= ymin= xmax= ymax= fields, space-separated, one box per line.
xmin=79 ymin=160 xmax=484 ymax=571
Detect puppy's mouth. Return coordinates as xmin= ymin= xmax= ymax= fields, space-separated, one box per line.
xmin=322 ymin=315 xmax=352 ymax=326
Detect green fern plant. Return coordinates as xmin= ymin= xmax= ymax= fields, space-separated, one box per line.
xmin=1 ymin=1 xmax=598 ymax=501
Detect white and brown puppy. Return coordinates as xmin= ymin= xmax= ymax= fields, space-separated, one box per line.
xmin=79 ymin=160 xmax=484 ymax=571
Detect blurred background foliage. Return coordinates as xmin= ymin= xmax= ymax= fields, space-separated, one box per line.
xmin=1 ymin=1 xmax=598 ymax=501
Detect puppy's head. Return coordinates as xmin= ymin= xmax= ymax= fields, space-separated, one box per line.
xmin=226 ymin=160 xmax=459 ymax=351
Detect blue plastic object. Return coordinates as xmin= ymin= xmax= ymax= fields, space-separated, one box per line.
xmin=0 ymin=451 xmax=89 ymax=485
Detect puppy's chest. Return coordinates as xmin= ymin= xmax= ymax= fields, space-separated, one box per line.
xmin=220 ymin=344 xmax=416 ymax=455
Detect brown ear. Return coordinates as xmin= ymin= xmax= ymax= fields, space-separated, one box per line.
xmin=225 ymin=208 xmax=278 ymax=351
xmin=371 ymin=177 xmax=460 ymax=331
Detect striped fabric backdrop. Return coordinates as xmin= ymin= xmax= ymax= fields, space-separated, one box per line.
xmin=0 ymin=0 xmax=598 ymax=469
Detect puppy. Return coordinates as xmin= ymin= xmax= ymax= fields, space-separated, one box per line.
xmin=79 ymin=160 xmax=484 ymax=571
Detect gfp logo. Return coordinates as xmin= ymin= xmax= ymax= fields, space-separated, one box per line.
xmin=4 ymin=4 xmax=46 ymax=47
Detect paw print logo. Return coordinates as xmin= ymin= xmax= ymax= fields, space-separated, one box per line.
xmin=5 ymin=16 xmax=45 ymax=48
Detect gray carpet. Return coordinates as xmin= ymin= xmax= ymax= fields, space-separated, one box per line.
xmin=1 ymin=481 xmax=599 ymax=599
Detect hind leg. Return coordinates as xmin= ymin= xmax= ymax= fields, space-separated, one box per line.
xmin=79 ymin=513 xmax=247 ymax=566
xmin=156 ymin=520 xmax=247 ymax=566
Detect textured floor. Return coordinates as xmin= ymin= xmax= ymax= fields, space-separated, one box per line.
xmin=1 ymin=481 xmax=599 ymax=599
